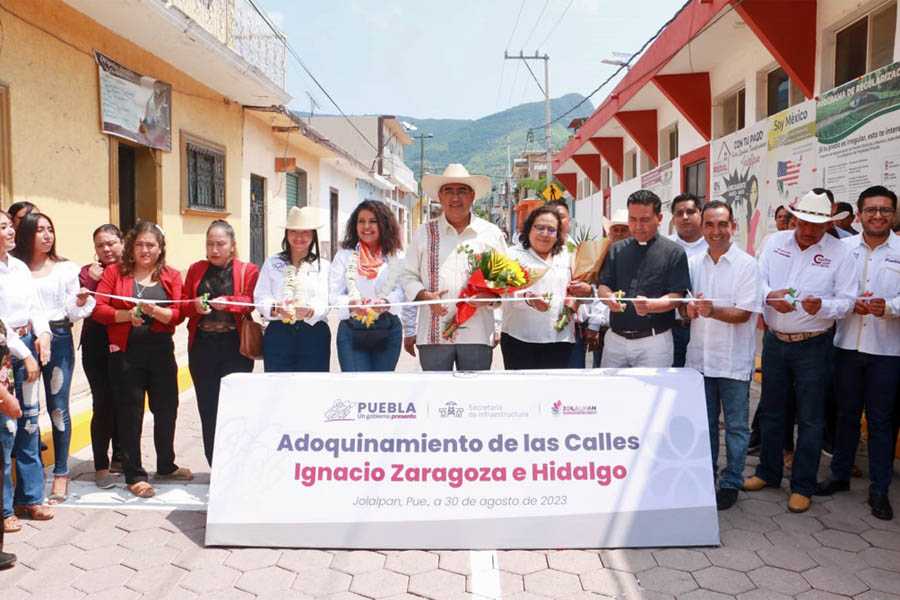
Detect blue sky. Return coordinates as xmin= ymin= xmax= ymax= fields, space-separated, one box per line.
xmin=254 ymin=0 xmax=687 ymax=121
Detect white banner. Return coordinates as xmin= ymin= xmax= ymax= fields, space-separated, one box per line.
xmin=206 ymin=369 xmax=718 ymax=549
xmin=95 ymin=51 xmax=172 ymax=152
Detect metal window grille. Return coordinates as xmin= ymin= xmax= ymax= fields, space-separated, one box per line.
xmin=186 ymin=141 xmax=225 ymax=210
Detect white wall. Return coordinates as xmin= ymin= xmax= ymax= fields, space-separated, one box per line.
xmin=318 ymin=159 xmax=360 ymax=255
xmin=243 ymin=111 xmax=322 ymax=257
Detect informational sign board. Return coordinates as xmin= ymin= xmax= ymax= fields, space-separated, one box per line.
xmin=95 ymin=50 xmax=172 ymax=151
xmin=817 ymin=60 xmax=900 ymax=205
xmin=206 ymin=369 xmax=719 ymax=549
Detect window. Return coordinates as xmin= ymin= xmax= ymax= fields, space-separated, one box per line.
xmin=286 ymin=168 xmax=308 ymax=212
xmin=722 ymin=88 xmax=746 ymax=135
xmin=835 ymin=4 xmax=896 ymax=86
xmin=601 ymin=166 xmax=610 ymax=190
xmin=625 ymin=150 xmax=637 ymax=180
xmin=668 ymin=126 xmax=679 ymax=161
xmin=767 ymin=67 xmax=804 ymax=116
xmin=684 ymin=160 xmax=707 ymax=204
xmin=181 ymin=133 xmax=226 ymax=213
xmin=660 ymin=124 xmax=679 ymax=163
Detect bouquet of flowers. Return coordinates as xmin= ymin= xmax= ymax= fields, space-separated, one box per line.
xmin=442 ymin=245 xmax=543 ymax=339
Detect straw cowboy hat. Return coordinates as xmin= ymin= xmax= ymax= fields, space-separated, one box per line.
xmin=422 ymin=163 xmax=492 ymax=200
xmin=786 ymin=190 xmax=848 ymax=224
xmin=601 ymin=208 xmax=629 ymax=236
xmin=283 ymin=206 xmax=324 ymax=230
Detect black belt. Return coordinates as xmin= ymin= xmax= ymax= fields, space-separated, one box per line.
xmin=614 ymin=325 xmax=671 ymax=340
xmin=49 ymin=319 xmax=73 ymax=329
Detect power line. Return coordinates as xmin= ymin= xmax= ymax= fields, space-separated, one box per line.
xmin=537 ymin=0 xmax=575 ymax=49
xmin=521 ymin=0 xmax=551 ymax=49
xmin=527 ymin=0 xmax=702 ymax=135
xmin=522 ymin=58 xmax=545 ymax=96
xmin=246 ymin=0 xmax=378 ymax=154
xmin=495 ymin=0 xmax=527 ymax=111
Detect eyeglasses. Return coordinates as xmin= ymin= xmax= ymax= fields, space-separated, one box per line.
xmin=534 ymin=225 xmax=558 ymax=235
xmin=440 ymin=187 xmax=473 ymax=198
xmin=861 ymin=207 xmax=896 ymax=216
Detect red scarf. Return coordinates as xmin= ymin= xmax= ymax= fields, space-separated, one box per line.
xmin=357 ymin=244 xmax=383 ymax=280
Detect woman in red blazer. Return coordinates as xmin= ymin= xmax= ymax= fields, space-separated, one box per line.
xmin=181 ymin=220 xmax=258 ymax=466
xmin=92 ymin=221 xmax=191 ymax=498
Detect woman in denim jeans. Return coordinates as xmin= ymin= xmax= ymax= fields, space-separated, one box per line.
xmin=329 ymin=201 xmax=405 ymax=371
xmin=13 ymin=212 xmax=94 ymax=504
xmin=0 ymin=209 xmax=53 ymax=533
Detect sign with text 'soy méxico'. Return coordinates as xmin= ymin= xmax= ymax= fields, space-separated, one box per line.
xmin=206 ymin=369 xmax=718 ymax=549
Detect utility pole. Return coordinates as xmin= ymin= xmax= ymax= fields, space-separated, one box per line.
xmin=412 ymin=132 xmax=433 ymax=223
xmin=505 ymin=50 xmax=552 ymax=191
xmin=506 ymin=136 xmax=513 ymax=237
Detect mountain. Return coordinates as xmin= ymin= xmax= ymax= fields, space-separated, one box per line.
xmin=397 ymin=93 xmax=594 ymax=185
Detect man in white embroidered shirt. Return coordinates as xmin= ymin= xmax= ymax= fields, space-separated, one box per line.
xmin=401 ymin=164 xmax=507 ymax=371
xmin=684 ymin=201 xmax=761 ymax=511
xmin=815 ymin=186 xmax=900 ymax=521
xmin=744 ymin=190 xmax=856 ymax=514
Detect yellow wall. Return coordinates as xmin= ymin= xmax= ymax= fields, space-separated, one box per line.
xmin=0 ymin=0 xmax=244 ymax=268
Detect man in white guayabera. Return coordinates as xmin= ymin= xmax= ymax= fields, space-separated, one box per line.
xmin=401 ymin=164 xmax=506 ymax=371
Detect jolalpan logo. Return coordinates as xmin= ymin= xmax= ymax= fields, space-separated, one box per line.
xmin=324 ymin=399 xmax=355 ymax=422
xmin=551 ymin=400 xmax=597 ymax=416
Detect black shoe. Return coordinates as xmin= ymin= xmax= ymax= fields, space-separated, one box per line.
xmin=0 ymin=551 xmax=16 ymax=569
xmin=747 ymin=430 xmax=761 ymax=454
xmin=869 ymin=492 xmax=894 ymax=521
xmin=821 ymin=440 xmax=834 ymax=457
xmin=716 ymin=488 xmax=739 ymax=510
xmin=814 ymin=478 xmax=850 ymax=496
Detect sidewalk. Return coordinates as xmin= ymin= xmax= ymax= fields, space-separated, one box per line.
xmin=4 ymin=318 xmax=900 ymax=599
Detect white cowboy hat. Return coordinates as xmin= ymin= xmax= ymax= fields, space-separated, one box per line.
xmin=785 ymin=190 xmax=848 ymax=224
xmin=601 ymin=208 xmax=629 ymax=236
xmin=283 ymin=206 xmax=324 ymax=230
xmin=422 ymin=163 xmax=492 ymax=201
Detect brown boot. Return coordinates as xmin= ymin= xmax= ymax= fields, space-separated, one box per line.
xmin=788 ymin=493 xmax=811 ymax=513
xmin=743 ymin=476 xmax=777 ymax=491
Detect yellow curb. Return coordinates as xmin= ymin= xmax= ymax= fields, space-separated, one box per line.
xmin=39 ymin=364 xmax=194 ymax=466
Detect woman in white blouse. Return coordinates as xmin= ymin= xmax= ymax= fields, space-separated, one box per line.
xmin=254 ymin=206 xmax=331 ymax=372
xmin=329 ymin=201 xmax=405 ymax=371
xmin=12 ymin=212 xmax=93 ymax=504
xmin=502 ymin=206 xmax=593 ymax=370
xmin=0 ymin=209 xmax=54 ymax=532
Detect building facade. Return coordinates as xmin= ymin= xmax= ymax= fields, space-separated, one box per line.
xmin=553 ymin=0 xmax=900 ymax=251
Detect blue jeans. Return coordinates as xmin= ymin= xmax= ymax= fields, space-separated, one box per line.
xmin=1 ymin=332 xmax=44 ymax=516
xmin=263 ymin=320 xmax=331 ymax=372
xmin=39 ymin=326 xmax=74 ymax=477
xmin=756 ymin=330 xmax=832 ymax=496
xmin=567 ymin=322 xmax=587 ymax=368
xmin=704 ymin=376 xmax=750 ymax=490
xmin=831 ymin=349 xmax=900 ymax=494
xmin=336 ymin=315 xmax=402 ymax=372
xmin=672 ymin=323 xmax=690 ymax=368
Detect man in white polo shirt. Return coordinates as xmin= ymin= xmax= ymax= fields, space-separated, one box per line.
xmin=684 ymin=200 xmax=761 ymax=510
xmin=669 ymin=193 xmax=708 ymax=367
xmin=744 ymin=190 xmax=856 ymax=513
xmin=815 ymin=185 xmax=900 ymax=521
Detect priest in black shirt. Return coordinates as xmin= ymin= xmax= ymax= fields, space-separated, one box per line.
xmin=597 ymin=189 xmax=692 ymax=367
